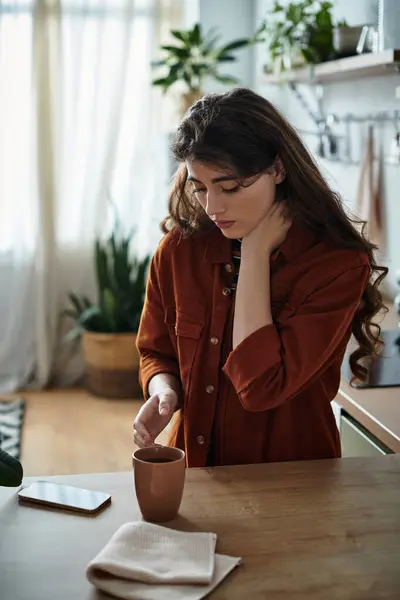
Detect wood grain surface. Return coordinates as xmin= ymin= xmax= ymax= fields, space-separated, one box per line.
xmin=1 ymin=455 xmax=399 ymax=599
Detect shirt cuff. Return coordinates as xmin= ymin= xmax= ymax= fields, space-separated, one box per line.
xmin=139 ymin=359 xmax=181 ymax=400
xmin=222 ymin=324 xmax=282 ymax=394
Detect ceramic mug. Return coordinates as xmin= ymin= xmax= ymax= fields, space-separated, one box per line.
xmin=133 ymin=445 xmax=186 ymax=523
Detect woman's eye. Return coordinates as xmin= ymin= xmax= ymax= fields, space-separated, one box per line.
xmin=193 ymin=188 xmax=206 ymax=195
xmin=222 ymin=185 xmax=240 ymax=194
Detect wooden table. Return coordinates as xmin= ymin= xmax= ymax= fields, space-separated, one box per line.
xmin=1 ymin=455 xmax=399 ymax=599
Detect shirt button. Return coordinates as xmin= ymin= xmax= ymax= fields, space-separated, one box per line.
xmin=210 ymin=336 xmax=219 ymax=345
xmin=225 ymin=263 xmax=233 ymax=273
xmin=206 ymin=385 xmax=214 ymax=394
xmin=197 ymin=435 xmax=205 ymax=445
xmin=222 ymin=287 xmax=231 ymax=296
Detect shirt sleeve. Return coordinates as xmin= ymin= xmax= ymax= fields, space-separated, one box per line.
xmin=222 ymin=264 xmax=369 ymax=412
xmin=136 ymin=247 xmax=180 ymax=400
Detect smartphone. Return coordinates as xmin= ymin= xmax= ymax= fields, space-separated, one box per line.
xmin=18 ymin=481 xmax=111 ymax=515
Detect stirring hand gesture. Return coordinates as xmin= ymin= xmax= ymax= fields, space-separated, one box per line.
xmin=133 ymin=390 xmax=178 ymax=448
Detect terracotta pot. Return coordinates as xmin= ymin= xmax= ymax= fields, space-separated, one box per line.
xmin=82 ymin=331 xmax=141 ymax=399
xmin=179 ymin=90 xmax=203 ymax=117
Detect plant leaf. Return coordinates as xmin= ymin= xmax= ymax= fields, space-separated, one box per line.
xmin=216 ymin=55 xmax=236 ymax=63
xmin=151 ymin=59 xmax=167 ymax=68
xmin=160 ymin=45 xmax=190 ymax=59
xmin=203 ymin=30 xmax=220 ymax=52
xmin=217 ymin=39 xmax=249 ymax=54
xmin=316 ymin=9 xmax=333 ymax=29
xmin=152 ymin=74 xmax=177 ymax=90
xmin=95 ymin=241 xmax=109 ymax=297
xmin=65 ymin=208 xmax=150 ymax=335
xmin=273 ymin=0 xmax=284 ymax=12
xmin=61 ymin=309 xmax=79 ymax=320
xmin=82 ymin=296 xmax=93 ymax=309
xmin=112 ymin=234 xmax=131 ymax=292
xmin=68 ymin=293 xmax=84 ymax=315
xmin=287 ymin=2 xmax=302 ymax=25
xmin=79 ymin=305 xmax=102 ymax=327
xmin=189 ymin=23 xmax=202 ymax=46
xmin=102 ymin=288 xmax=117 ymax=331
xmin=182 ymin=71 xmax=192 ymax=87
xmin=213 ymin=74 xmax=239 ymax=85
xmin=63 ymin=326 xmax=83 ymax=343
xmin=168 ymin=62 xmax=182 ymax=79
xmin=170 ymin=30 xmax=189 ymax=44
xmin=152 ymin=77 xmax=170 ymax=86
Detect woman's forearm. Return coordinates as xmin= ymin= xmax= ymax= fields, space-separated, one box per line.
xmin=232 ymin=250 xmax=273 ymax=349
xmin=148 ymin=373 xmax=183 ymax=409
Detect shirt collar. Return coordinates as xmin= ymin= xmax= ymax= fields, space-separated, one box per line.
xmin=278 ymin=222 xmax=316 ymax=262
xmin=204 ymin=227 xmax=232 ymax=264
xmin=204 ymin=222 xmax=316 ymax=264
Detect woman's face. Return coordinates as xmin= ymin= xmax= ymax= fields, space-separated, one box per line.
xmin=186 ymin=160 xmax=282 ymax=239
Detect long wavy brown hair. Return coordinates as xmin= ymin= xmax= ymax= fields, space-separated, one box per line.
xmin=163 ymin=87 xmax=388 ymax=383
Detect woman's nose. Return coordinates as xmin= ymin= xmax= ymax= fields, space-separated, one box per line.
xmin=206 ymin=192 xmax=226 ymax=217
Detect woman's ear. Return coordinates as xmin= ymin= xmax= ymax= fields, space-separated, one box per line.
xmin=273 ymin=157 xmax=286 ymax=184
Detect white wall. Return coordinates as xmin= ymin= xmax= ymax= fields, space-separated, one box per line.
xmin=199 ymin=0 xmax=255 ymax=91
xmin=254 ymin=0 xmax=400 ymax=297
xmin=183 ymin=0 xmax=200 ymax=28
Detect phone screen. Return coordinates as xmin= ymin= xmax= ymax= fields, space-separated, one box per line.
xmin=18 ymin=481 xmax=111 ymax=514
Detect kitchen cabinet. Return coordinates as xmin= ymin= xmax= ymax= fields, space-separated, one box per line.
xmin=340 ymin=412 xmax=393 ymax=457
xmin=332 ymin=400 xmax=394 ymax=457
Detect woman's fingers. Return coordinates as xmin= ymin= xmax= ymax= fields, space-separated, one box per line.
xmin=133 ymin=417 xmax=152 ymax=445
xmin=134 ymin=431 xmax=151 ymax=448
xmin=133 ymin=393 xmax=174 ymax=449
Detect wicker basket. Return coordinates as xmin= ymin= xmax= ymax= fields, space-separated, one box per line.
xmin=82 ymin=331 xmax=141 ymax=399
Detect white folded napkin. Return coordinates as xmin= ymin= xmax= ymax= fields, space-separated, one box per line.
xmin=86 ymin=521 xmax=241 ymax=600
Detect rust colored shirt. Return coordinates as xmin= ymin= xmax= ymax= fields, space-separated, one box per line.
xmin=137 ymin=223 xmax=369 ymax=468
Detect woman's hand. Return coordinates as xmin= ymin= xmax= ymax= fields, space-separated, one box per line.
xmin=242 ymin=201 xmax=292 ymax=257
xmin=133 ymin=389 xmax=178 ymax=448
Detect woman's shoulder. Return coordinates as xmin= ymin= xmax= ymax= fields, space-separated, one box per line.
xmin=154 ymin=226 xmax=216 ymax=259
xmin=295 ymin=235 xmax=371 ymax=300
xmin=151 ymin=227 xmax=219 ymax=288
xmin=284 ymin=223 xmax=370 ymax=274
xmin=317 ymin=237 xmax=370 ymax=271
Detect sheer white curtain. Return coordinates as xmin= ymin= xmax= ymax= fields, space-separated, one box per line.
xmin=0 ymin=2 xmax=37 ymax=392
xmin=0 ymin=0 xmax=182 ymax=392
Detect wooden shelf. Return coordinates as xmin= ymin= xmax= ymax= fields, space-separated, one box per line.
xmin=261 ymin=49 xmax=400 ymax=85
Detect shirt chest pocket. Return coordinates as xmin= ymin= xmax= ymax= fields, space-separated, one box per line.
xmin=165 ymin=301 xmax=205 ymax=396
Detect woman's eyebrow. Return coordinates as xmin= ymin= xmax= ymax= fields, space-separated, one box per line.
xmin=187 ymin=175 xmax=238 ymax=184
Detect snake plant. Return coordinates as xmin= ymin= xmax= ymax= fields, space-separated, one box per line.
xmin=64 ymin=222 xmax=150 ymax=340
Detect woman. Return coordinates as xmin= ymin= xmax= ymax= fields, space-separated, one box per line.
xmin=133 ymin=88 xmax=387 ymax=467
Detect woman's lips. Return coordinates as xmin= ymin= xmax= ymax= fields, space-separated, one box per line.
xmin=214 ymin=220 xmax=236 ymax=230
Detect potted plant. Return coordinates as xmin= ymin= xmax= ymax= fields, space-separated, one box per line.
xmin=64 ymin=220 xmax=150 ymax=399
xmin=255 ymin=0 xmax=341 ymax=74
xmin=333 ymin=21 xmax=365 ymax=58
xmin=152 ymin=22 xmax=251 ymax=116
